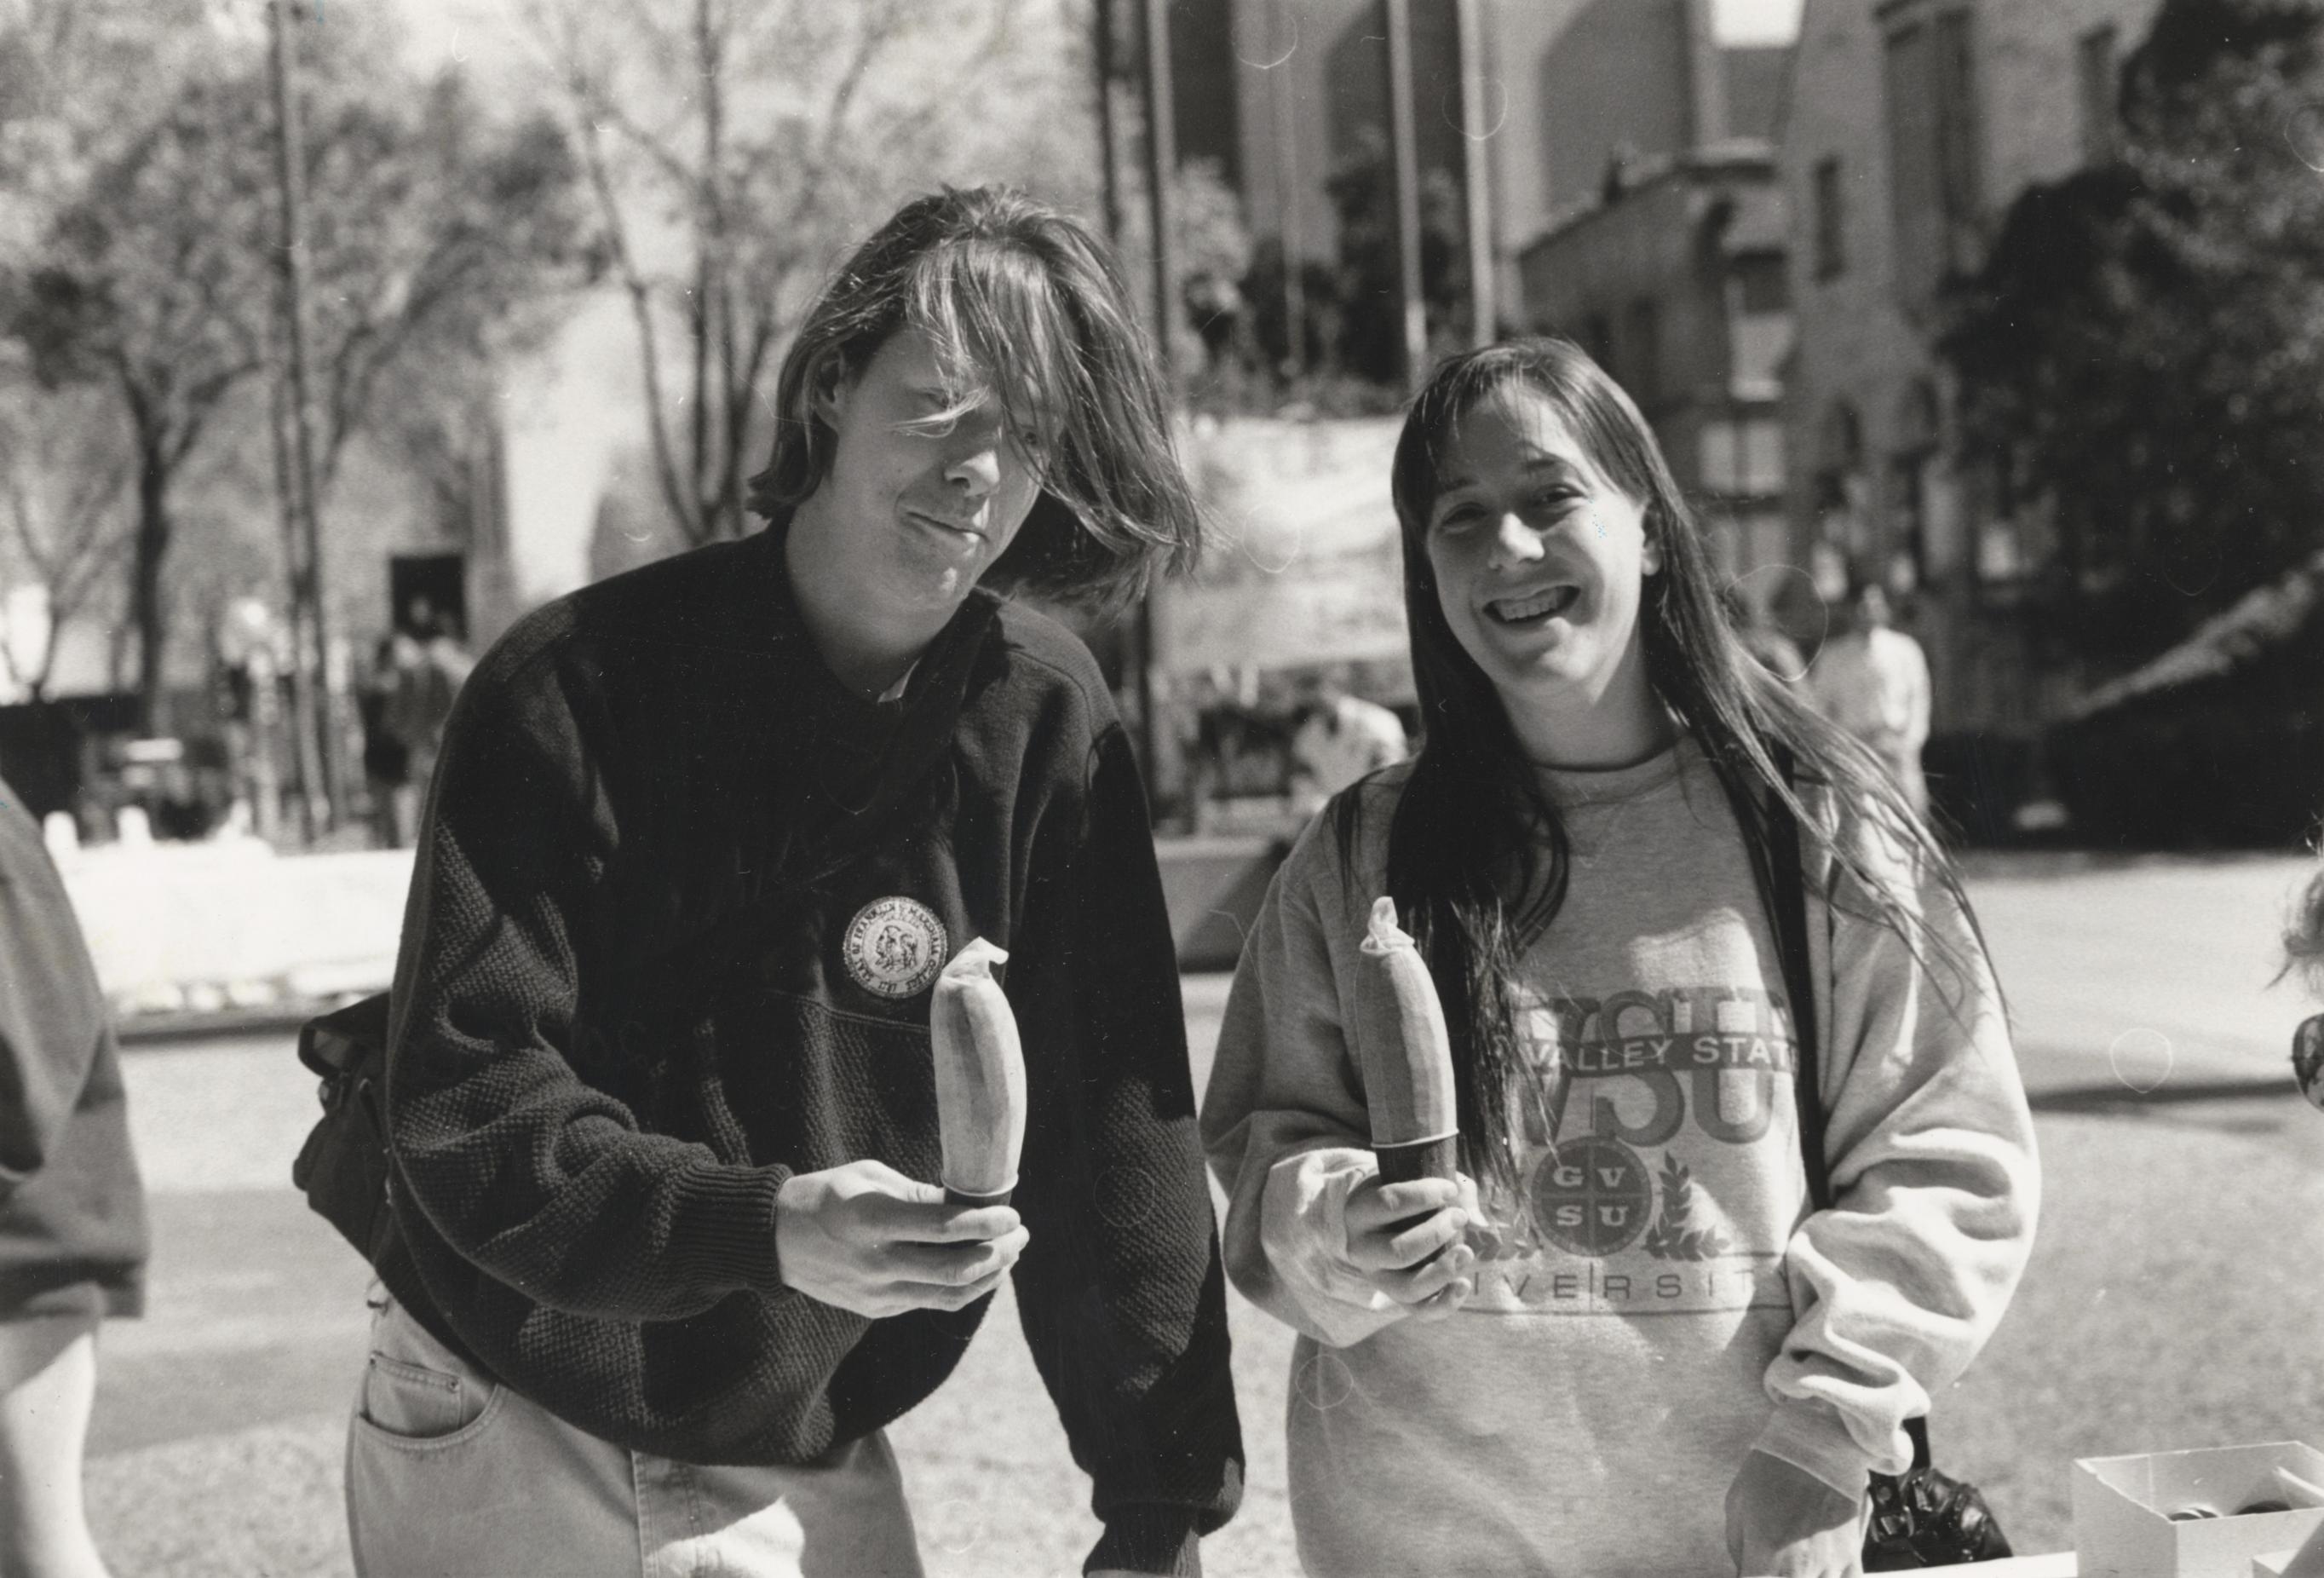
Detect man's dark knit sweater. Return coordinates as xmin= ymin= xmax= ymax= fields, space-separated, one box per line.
xmin=374 ymin=527 xmax=1241 ymax=1575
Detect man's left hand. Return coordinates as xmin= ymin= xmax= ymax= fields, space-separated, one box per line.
xmin=1725 ymin=1449 xmax=1864 ymax=1577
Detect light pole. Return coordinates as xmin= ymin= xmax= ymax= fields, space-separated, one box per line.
xmin=1095 ymin=0 xmax=1125 ymax=248
xmin=1456 ymin=0 xmax=1498 ymax=348
xmin=1141 ymin=0 xmax=1179 ymax=390
xmin=267 ymin=0 xmax=341 ymax=834
xmin=1133 ymin=0 xmax=1179 ymax=802
xmin=1383 ymin=0 xmax=1427 ymax=392
xmin=1266 ymin=0 xmax=1304 ymax=376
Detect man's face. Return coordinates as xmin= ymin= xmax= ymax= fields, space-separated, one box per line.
xmin=1853 ymin=585 xmax=1892 ymax=631
xmin=786 ymin=325 xmax=1044 ymax=631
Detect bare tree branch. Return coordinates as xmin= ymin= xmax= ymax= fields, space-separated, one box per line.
xmin=572 ymin=89 xmax=701 ymax=544
xmin=520 ymin=0 xmax=1092 ymax=558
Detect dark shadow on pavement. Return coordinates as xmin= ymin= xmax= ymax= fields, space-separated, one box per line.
xmin=2025 ymin=1077 xmax=2296 ymax=1115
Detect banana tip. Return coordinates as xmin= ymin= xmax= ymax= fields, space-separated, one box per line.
xmin=942 ymin=936 xmax=1010 ymax=979
xmin=1360 ymin=896 xmax=1412 ymax=954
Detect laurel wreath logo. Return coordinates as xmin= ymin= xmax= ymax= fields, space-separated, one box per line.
xmin=1642 ymin=1153 xmax=1730 ymax=1261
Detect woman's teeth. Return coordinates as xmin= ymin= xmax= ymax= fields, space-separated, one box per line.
xmin=1487 ymin=586 xmax=1579 ymax=624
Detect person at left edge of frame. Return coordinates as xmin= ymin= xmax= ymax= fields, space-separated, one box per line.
xmin=0 ymin=773 xmax=149 ymax=1578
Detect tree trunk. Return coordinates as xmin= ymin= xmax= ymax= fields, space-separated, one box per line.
xmin=130 ymin=439 xmax=171 ymax=734
xmin=29 ymin=613 xmax=58 ymax=702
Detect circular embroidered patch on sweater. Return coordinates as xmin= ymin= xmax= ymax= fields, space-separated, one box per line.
xmin=843 ymin=897 xmax=948 ymax=999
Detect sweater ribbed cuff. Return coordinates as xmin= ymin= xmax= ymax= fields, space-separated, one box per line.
xmin=1087 ymin=1505 xmax=1204 ymax=1576
xmin=664 ymin=1162 xmax=791 ymax=1297
xmin=1750 ymin=1397 xmax=1889 ymax=1502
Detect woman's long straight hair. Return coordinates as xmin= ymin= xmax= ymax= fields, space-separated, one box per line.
xmin=1336 ymin=339 xmax=1979 ymax=1198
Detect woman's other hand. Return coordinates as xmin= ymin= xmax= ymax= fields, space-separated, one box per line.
xmin=1725 ymin=1449 xmax=1865 ymax=1577
xmin=1340 ymin=1173 xmax=1478 ymax=1320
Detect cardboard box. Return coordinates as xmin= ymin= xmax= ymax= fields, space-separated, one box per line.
xmin=2249 ymin=1521 xmax=2324 ymax=1578
xmin=2074 ymin=1443 xmax=2324 ymax=1577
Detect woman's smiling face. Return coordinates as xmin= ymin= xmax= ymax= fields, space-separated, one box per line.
xmin=1423 ymin=382 xmax=1663 ymax=756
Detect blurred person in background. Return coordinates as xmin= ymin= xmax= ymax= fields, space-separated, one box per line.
xmin=0 ymin=775 xmax=148 ymax=1578
xmin=1289 ymin=670 xmax=1410 ymax=815
xmin=1721 ymin=583 xmax=1807 ymax=686
xmin=1807 ymin=581 xmax=1931 ymax=817
xmin=379 ymin=602 xmax=474 ymax=841
xmin=358 ymin=633 xmax=415 ymax=849
xmin=2281 ymin=863 xmax=2324 ymax=1112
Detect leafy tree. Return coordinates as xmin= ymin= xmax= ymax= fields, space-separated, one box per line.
xmin=0 ymin=378 xmax=135 ymax=699
xmin=287 ymin=34 xmax=590 ymax=508
xmin=7 ymin=68 xmax=276 ymax=727
xmin=521 ymin=0 xmax=1101 ymax=550
xmin=1172 ymin=158 xmax=1255 ymax=376
xmin=1942 ymin=0 xmax=2324 ymax=665
xmin=1106 ymin=154 xmax=1259 ymax=407
xmin=2 ymin=3 xmax=586 ymax=725
xmin=1321 ymin=125 xmax=1465 ymax=387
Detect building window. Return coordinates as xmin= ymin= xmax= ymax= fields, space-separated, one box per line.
xmin=1815 ymin=401 xmax=1867 ymax=568
xmin=1581 ymin=312 xmax=1614 ymax=374
xmin=1886 ymin=380 xmax=1942 ymax=590
xmin=1700 ymin=423 xmax=1738 ymax=492
xmin=1970 ymin=455 xmax=2030 ymax=585
xmin=1813 ymin=157 xmax=1846 ymax=280
xmin=1700 ymin=419 xmax=1786 ymax=496
xmin=1740 ymin=419 xmax=1786 ymax=495
xmin=1734 ymin=251 xmax=1789 ymax=313
xmin=1932 ymin=12 xmax=1980 ymax=250
xmin=1624 ymin=299 xmax=1660 ymax=406
xmin=2079 ymin=24 xmax=2120 ymax=164
xmin=1884 ymin=8 xmax=1983 ymax=307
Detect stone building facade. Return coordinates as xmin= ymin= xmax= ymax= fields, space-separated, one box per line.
xmin=1780 ymin=0 xmax=2164 ymax=732
xmin=1219 ymin=0 xmax=1763 ymax=340
xmin=1517 ymin=146 xmax=1793 ymax=596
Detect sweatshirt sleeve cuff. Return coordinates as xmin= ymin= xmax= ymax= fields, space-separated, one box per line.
xmin=1087 ymin=1504 xmax=1204 ymax=1575
xmin=1259 ymin=1146 xmax=1406 ymax=1348
xmin=1750 ymin=1398 xmax=1892 ymax=1502
xmin=664 ymin=1162 xmax=792 ymax=1297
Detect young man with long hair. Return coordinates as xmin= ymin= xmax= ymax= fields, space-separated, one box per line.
xmin=346 ymin=187 xmax=1242 ymax=1578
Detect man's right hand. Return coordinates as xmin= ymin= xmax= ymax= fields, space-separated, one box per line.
xmin=1340 ymin=1173 xmax=1477 ymax=1321
xmin=774 ymin=1159 xmax=1028 ymax=1318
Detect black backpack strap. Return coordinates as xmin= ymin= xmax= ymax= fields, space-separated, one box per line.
xmin=292 ymin=989 xmax=400 ymax=1264
xmin=1741 ymin=744 xmax=1829 ymax=1211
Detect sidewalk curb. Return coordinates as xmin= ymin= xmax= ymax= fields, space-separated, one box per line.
xmin=116 ymin=1001 xmax=348 ymax=1047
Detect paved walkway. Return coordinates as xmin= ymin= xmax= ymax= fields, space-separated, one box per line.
xmin=81 ymin=854 xmax=2324 ymax=1576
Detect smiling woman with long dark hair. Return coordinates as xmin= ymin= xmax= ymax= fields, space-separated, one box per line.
xmin=1203 ymin=338 xmax=2040 ymax=1578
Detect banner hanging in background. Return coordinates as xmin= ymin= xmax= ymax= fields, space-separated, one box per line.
xmin=1154 ymin=417 xmax=1410 ymax=677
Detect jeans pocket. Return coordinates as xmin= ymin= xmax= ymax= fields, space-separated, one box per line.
xmin=355 ymin=1301 xmax=500 ymax=1448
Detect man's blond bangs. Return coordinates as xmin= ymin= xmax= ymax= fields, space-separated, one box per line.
xmin=905 ymin=239 xmax=1095 ymax=492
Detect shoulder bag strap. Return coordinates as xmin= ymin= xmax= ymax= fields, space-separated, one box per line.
xmin=1763 ymin=746 xmax=1831 ymax=1212
xmin=1756 ymin=744 xmax=1932 ymax=1471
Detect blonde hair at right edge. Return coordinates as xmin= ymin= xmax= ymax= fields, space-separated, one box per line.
xmin=2283 ymin=861 xmax=2324 ymax=996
